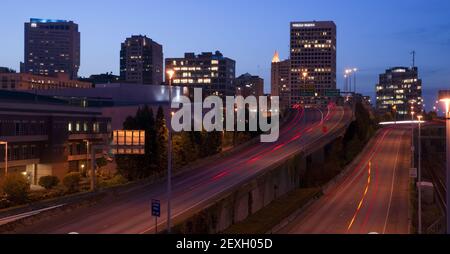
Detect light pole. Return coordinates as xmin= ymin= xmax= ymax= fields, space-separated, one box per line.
xmin=417 ymin=114 xmax=423 ymax=234
xmin=166 ymin=69 xmax=175 ymax=234
xmin=438 ymin=90 xmax=450 ymax=234
xmin=411 ymin=104 xmax=415 ymax=171
xmin=302 ymin=71 xmax=308 ymax=99
xmin=0 ymin=141 xmax=7 ymax=176
xmin=344 ymin=69 xmax=351 ymax=93
xmin=352 ymin=68 xmax=358 ymax=93
xmin=393 ymin=105 xmax=397 ymax=124
xmin=84 ymin=140 xmax=89 ymax=175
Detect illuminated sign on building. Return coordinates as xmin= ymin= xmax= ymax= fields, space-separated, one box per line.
xmin=111 ymin=130 xmax=145 ymax=154
xmin=292 ymin=23 xmax=316 ymax=28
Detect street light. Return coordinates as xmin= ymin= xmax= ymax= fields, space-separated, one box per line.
xmin=411 ymin=103 xmax=416 ymax=171
xmin=417 ymin=114 xmax=423 ymax=234
xmin=352 ymin=68 xmax=358 ymax=93
xmin=302 ymin=71 xmax=308 ymax=98
xmin=0 ymin=141 xmax=7 ymax=176
xmin=166 ymin=69 xmax=175 ymax=234
xmin=392 ymin=105 xmax=397 ymax=124
xmin=438 ymin=90 xmax=450 ymax=234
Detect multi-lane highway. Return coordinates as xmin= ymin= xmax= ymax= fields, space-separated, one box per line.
xmin=13 ymin=104 xmax=352 ymax=234
xmin=279 ymin=127 xmax=411 ymax=234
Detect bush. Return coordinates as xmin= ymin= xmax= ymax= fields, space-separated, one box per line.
xmin=63 ymin=172 xmax=81 ymax=192
xmin=38 ymin=176 xmax=60 ymax=189
xmin=0 ymin=173 xmax=30 ymax=204
xmin=98 ymin=174 xmax=128 ymax=188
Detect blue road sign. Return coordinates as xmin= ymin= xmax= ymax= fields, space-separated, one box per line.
xmin=151 ymin=199 xmax=161 ymax=217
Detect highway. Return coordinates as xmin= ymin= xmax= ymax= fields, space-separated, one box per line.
xmin=279 ymin=127 xmax=411 ymax=234
xmin=13 ymin=104 xmax=352 ymax=234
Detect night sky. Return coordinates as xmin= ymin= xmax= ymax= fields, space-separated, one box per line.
xmin=1 ymin=0 xmax=449 ymax=110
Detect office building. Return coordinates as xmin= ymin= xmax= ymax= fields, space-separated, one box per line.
xmin=0 ymin=72 xmax=91 ymax=90
xmin=165 ymin=51 xmax=236 ymax=97
xmin=290 ymin=21 xmax=337 ymax=104
xmin=235 ymin=73 xmax=264 ymax=98
xmin=271 ymin=51 xmax=291 ymax=110
xmin=22 ymin=18 xmax=80 ymax=79
xmin=120 ymin=35 xmax=163 ymax=85
xmin=376 ymin=67 xmax=423 ymax=118
xmin=0 ymin=90 xmax=110 ymax=183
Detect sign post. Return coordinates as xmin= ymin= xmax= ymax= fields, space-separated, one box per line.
xmin=151 ymin=199 xmax=161 ymax=234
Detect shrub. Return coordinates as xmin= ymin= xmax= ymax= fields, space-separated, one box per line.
xmin=63 ymin=172 xmax=81 ymax=192
xmin=98 ymin=174 xmax=128 ymax=188
xmin=0 ymin=173 xmax=30 ymax=204
xmin=38 ymin=176 xmax=60 ymax=189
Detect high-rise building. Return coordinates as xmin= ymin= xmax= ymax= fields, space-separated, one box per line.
xmin=22 ymin=18 xmax=80 ymax=79
xmin=165 ymin=51 xmax=236 ymax=97
xmin=235 ymin=73 xmax=264 ymax=98
xmin=120 ymin=35 xmax=163 ymax=85
xmin=376 ymin=67 xmax=423 ymax=118
xmin=271 ymin=51 xmax=291 ymax=110
xmin=290 ymin=21 xmax=337 ymax=104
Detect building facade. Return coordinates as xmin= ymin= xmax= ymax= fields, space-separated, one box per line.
xmin=271 ymin=51 xmax=291 ymax=110
xmin=0 ymin=90 xmax=110 ymax=184
xmin=0 ymin=72 xmax=91 ymax=90
xmin=290 ymin=21 xmax=337 ymax=104
xmin=376 ymin=67 xmax=423 ymax=118
xmin=120 ymin=35 xmax=163 ymax=85
xmin=165 ymin=51 xmax=236 ymax=97
xmin=235 ymin=73 xmax=264 ymax=98
xmin=22 ymin=18 xmax=80 ymax=79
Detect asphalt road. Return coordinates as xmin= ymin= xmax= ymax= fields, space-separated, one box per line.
xmin=279 ymin=127 xmax=411 ymax=234
xmin=14 ymin=104 xmax=352 ymax=234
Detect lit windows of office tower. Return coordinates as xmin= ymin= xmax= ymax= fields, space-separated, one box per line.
xmin=290 ymin=21 xmax=337 ymax=105
xmin=120 ymin=35 xmax=163 ymax=85
xmin=22 ymin=18 xmax=80 ymax=79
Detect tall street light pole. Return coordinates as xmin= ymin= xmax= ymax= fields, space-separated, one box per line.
xmin=417 ymin=114 xmax=423 ymax=234
xmin=166 ymin=69 xmax=175 ymax=234
xmin=0 ymin=141 xmax=7 ymax=176
xmin=411 ymin=104 xmax=415 ymax=171
xmin=353 ymin=68 xmax=358 ymax=93
xmin=439 ymin=90 xmax=450 ymax=234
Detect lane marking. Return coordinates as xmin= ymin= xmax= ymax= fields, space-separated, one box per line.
xmin=382 ymin=134 xmax=401 ymax=234
xmin=347 ymin=161 xmax=372 ymax=231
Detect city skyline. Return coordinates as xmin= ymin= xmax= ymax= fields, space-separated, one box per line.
xmin=1 ymin=0 xmax=449 ymax=109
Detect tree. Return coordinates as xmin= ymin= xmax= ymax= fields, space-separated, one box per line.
xmin=116 ymin=106 xmax=158 ymax=180
xmin=155 ymin=106 xmax=168 ymax=172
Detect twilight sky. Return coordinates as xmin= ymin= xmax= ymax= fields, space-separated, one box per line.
xmin=1 ymin=0 xmax=449 ymax=109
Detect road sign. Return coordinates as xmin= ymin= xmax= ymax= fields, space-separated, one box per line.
xmin=151 ymin=199 xmax=161 ymax=217
xmin=410 ymin=168 xmax=418 ymax=178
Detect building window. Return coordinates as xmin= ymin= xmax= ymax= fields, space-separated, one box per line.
xmin=93 ymin=122 xmax=100 ymax=133
xmin=83 ymin=122 xmax=88 ymax=132
xmin=76 ymin=122 xmax=80 ymax=132
xmin=68 ymin=122 xmax=73 ymax=132
xmin=13 ymin=146 xmax=20 ymax=160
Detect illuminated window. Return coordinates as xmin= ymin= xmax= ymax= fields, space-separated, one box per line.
xmin=68 ymin=122 xmax=72 ymax=132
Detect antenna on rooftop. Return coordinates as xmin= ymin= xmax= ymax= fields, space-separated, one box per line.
xmin=411 ymin=50 xmax=416 ymax=68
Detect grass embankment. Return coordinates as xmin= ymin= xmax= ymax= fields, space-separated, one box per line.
xmin=223 ymin=188 xmax=321 ymax=234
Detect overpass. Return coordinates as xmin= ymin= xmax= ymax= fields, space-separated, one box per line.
xmin=8 ymin=103 xmax=354 ymax=234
